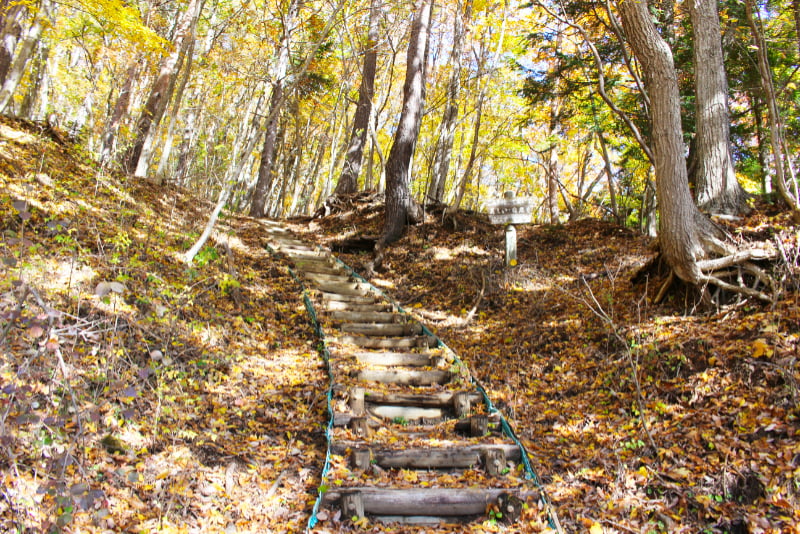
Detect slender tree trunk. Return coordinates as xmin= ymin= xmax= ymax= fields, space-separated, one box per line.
xmin=427 ymin=0 xmax=472 ymax=204
xmin=101 ymin=61 xmax=139 ymax=166
xmin=334 ymin=0 xmax=379 ymax=196
xmin=123 ymin=0 xmax=203 ymax=177
xmin=618 ymin=0 xmax=723 ymax=283
xmin=155 ymin=38 xmax=195 ymax=180
xmin=596 ymin=130 xmax=620 ymax=223
xmin=749 ymin=91 xmax=770 ymax=194
xmin=380 ymin=0 xmax=434 ymax=245
xmin=689 ymin=0 xmax=748 ymax=214
xmin=18 ymin=42 xmax=47 ymax=119
xmin=793 ymin=0 xmax=800 ymax=58
xmin=0 ymin=0 xmax=54 ymax=114
xmin=744 ymin=0 xmax=800 ymax=217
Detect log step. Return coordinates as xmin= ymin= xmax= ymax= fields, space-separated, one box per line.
xmin=279 ymin=243 xmax=319 ymax=252
xmin=362 ymin=390 xmax=482 ymax=409
xmin=320 ymin=293 xmax=377 ymax=304
xmin=336 ymin=443 xmax=520 ymax=471
xmin=296 ymin=263 xmax=345 ymax=275
xmin=340 ymin=322 xmax=423 ymax=337
xmin=302 ymin=271 xmax=352 ymax=284
xmin=356 ymin=368 xmax=452 ymax=386
xmin=339 ymin=335 xmax=436 ymax=349
xmin=282 ymin=248 xmax=328 ymax=258
xmin=352 ymin=351 xmax=442 ymax=367
xmin=321 ymin=488 xmax=534 ymax=518
xmin=324 ymin=301 xmax=392 ymax=312
xmin=328 ymin=311 xmax=402 ymax=324
xmin=316 ymin=281 xmax=371 ymax=296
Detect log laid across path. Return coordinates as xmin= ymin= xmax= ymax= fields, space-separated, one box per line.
xmin=261 ymin=220 xmax=562 ymax=530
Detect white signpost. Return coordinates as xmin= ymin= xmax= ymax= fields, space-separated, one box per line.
xmin=486 ymin=191 xmax=534 ymax=267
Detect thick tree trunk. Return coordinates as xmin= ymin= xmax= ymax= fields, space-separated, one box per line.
xmin=0 ymin=0 xmax=54 ymax=114
xmin=689 ymin=0 xmax=748 ymax=214
xmin=122 ymin=0 xmax=203 ymax=177
xmin=380 ymin=0 xmax=434 ymax=245
xmin=427 ymin=0 xmax=472 ymax=204
xmin=334 ymin=0 xmax=379 ymax=196
xmin=618 ymin=0 xmax=723 ymax=283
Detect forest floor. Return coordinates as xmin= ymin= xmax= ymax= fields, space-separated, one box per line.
xmin=0 ymin=118 xmax=799 ymax=534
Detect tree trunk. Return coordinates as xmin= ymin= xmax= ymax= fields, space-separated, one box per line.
xmin=744 ymin=0 xmax=800 ymax=217
xmin=250 ymin=74 xmax=288 ymax=217
xmin=18 ymin=41 xmax=47 ymax=120
xmin=0 ymin=0 xmax=24 ymax=84
xmin=100 ymin=61 xmax=139 ymax=166
xmin=748 ymin=90 xmax=770 ymax=194
xmin=334 ymin=0 xmax=379 ymax=196
xmin=596 ymin=130 xmax=620 ymax=223
xmin=122 ymin=0 xmax=203 ymax=177
xmin=689 ymin=0 xmax=748 ymax=215
xmin=380 ymin=0 xmax=434 ymax=245
xmin=618 ymin=0 xmax=724 ymax=283
xmin=427 ymin=0 xmax=472 ymax=204
xmin=0 ymin=0 xmax=54 ymax=114
xmin=155 ymin=38 xmax=196 ymax=181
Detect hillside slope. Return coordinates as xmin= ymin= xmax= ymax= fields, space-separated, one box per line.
xmin=0 ymin=118 xmax=327 ymax=533
xmin=1 ymin=118 xmax=799 ymax=533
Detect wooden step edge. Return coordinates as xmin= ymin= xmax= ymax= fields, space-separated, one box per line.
xmin=319 ymin=293 xmax=378 ymax=304
xmin=356 ymin=368 xmax=453 ymax=386
xmin=337 ymin=335 xmax=437 ymax=349
xmin=361 ymin=390 xmax=482 ymax=408
xmin=350 ymin=351 xmax=440 ymax=367
xmin=323 ymin=301 xmax=391 ymax=312
xmin=320 ymin=487 xmax=538 ymax=518
xmin=327 ymin=311 xmax=404 ymax=324
xmin=331 ymin=443 xmax=522 ymax=471
xmin=339 ymin=322 xmax=423 ymax=337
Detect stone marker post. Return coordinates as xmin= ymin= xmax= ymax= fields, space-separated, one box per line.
xmin=505 ymin=224 xmax=517 ymax=267
xmin=486 ymin=191 xmax=534 ymax=268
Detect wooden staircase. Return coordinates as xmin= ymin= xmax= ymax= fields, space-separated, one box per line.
xmin=263 ymin=221 xmax=553 ymax=529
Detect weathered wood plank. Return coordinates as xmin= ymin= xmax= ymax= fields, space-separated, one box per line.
xmin=328 ymin=311 xmax=402 ymax=324
xmin=303 ymin=272 xmax=352 ymax=284
xmin=338 ymin=335 xmax=435 ymax=349
xmin=357 ymin=368 xmax=452 ymax=386
xmin=316 ymin=281 xmax=371 ymax=296
xmin=340 ymin=322 xmax=423 ymax=337
xmin=330 ymin=442 xmax=522 ymax=463
xmin=369 ymin=405 xmax=444 ymax=421
xmin=296 ymin=263 xmax=345 ymax=275
xmin=352 ymin=351 xmax=437 ymax=367
xmin=324 ymin=301 xmax=392 ymax=312
xmin=322 ymin=488 xmax=536 ymax=517
xmin=363 ymin=390 xmax=482 ymax=408
xmin=320 ymin=293 xmax=377 ymax=304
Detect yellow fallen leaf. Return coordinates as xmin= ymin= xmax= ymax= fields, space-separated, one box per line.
xmin=590 ymin=522 xmax=603 ymax=534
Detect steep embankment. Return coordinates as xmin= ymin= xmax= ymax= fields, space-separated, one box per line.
xmin=0 ymin=118 xmax=327 ymax=533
